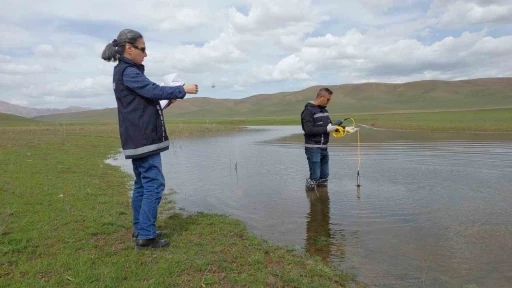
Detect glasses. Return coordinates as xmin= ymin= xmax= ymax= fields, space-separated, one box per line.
xmin=130 ymin=43 xmax=146 ymax=53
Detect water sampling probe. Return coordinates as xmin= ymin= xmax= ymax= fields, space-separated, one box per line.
xmin=331 ymin=117 xmax=361 ymax=187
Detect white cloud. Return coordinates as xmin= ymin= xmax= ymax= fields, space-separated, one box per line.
xmin=156 ymin=7 xmax=211 ymax=31
xmin=228 ymin=0 xmax=325 ymax=32
xmin=0 ymin=0 xmax=511 ymax=109
xmin=0 ymin=54 xmax=45 ymax=74
xmin=231 ymin=85 xmax=245 ymax=91
xmin=359 ymin=0 xmax=402 ymax=13
xmin=0 ymin=74 xmax=23 ymax=88
xmin=429 ymin=0 xmax=512 ymax=27
xmin=0 ymin=63 xmax=44 ymax=74
xmin=260 ymin=30 xmax=512 ymax=83
xmin=33 ymin=44 xmax=56 ymax=57
xmin=0 ymin=24 xmax=35 ymax=48
xmin=0 ymin=54 xmax=11 ymax=62
xmin=0 ymin=0 xmax=238 ymax=33
xmin=250 ymin=54 xmax=313 ymax=83
xmin=159 ymin=32 xmax=247 ymax=73
xmin=20 ymin=76 xmax=111 ymax=98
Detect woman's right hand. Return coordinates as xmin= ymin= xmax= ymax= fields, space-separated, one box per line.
xmin=183 ymin=84 xmax=198 ymax=94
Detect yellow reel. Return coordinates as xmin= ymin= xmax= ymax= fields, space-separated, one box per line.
xmin=332 ymin=117 xmax=356 ymax=138
xmin=332 ymin=126 xmax=346 ymax=138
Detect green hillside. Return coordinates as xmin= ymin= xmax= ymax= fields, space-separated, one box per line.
xmin=0 ymin=112 xmax=40 ymax=125
xmin=34 ymin=77 xmax=512 ymax=122
xmin=33 ymin=108 xmax=119 ymax=122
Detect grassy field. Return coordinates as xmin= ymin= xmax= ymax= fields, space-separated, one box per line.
xmin=163 ymin=108 xmax=512 ymax=133
xmin=0 ymin=122 xmax=363 ymax=287
xmin=0 ymin=112 xmax=40 ymax=126
xmin=344 ymin=107 xmax=512 ymax=133
xmin=6 ymin=107 xmax=512 ymax=132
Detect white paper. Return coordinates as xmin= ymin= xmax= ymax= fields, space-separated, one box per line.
xmin=159 ymin=73 xmax=185 ymax=110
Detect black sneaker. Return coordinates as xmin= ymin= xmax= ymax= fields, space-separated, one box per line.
xmin=132 ymin=231 xmax=163 ymax=242
xmin=135 ymin=238 xmax=170 ymax=250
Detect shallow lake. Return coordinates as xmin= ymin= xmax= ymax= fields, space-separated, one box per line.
xmin=108 ymin=126 xmax=512 ymax=288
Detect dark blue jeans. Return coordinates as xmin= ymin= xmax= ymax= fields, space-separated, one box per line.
xmin=131 ymin=153 xmax=165 ymax=240
xmin=305 ymin=147 xmax=329 ymax=182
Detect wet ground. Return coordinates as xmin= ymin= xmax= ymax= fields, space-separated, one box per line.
xmin=108 ymin=126 xmax=512 ymax=287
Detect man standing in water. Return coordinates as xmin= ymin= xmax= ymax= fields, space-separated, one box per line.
xmin=101 ymin=29 xmax=198 ymax=249
xmin=300 ymin=88 xmax=343 ymax=190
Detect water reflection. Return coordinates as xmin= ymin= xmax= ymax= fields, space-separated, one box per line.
xmin=304 ymin=186 xmax=363 ymax=265
xmin=305 ymin=187 xmax=333 ymax=263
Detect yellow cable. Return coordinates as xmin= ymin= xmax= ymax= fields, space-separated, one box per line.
xmin=332 ymin=117 xmax=361 ymax=181
xmin=357 ymin=127 xmax=360 ymax=171
xmin=346 ymin=118 xmax=360 ymax=171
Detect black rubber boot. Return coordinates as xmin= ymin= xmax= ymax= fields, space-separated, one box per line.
xmin=317 ymin=179 xmax=328 ymax=187
xmin=305 ymin=178 xmax=317 ymax=191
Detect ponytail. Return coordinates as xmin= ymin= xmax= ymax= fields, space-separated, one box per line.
xmin=101 ymin=29 xmax=143 ymax=62
xmin=101 ymin=40 xmax=119 ymax=62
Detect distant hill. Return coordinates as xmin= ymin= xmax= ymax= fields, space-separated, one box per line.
xmin=0 ymin=100 xmax=93 ymax=118
xmin=0 ymin=112 xmax=40 ymax=123
xmin=34 ymin=77 xmax=512 ymax=122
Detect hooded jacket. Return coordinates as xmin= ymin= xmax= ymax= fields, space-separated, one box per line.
xmin=300 ymin=101 xmax=332 ymax=148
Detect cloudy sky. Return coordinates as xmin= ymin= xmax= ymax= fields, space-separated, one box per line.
xmin=1 ymin=0 xmax=511 ymax=109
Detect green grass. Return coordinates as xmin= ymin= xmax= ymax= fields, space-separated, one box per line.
xmin=0 ymin=123 xmax=362 ymax=287
xmin=0 ymin=112 xmax=40 ymax=125
xmin=166 ymin=116 xmax=299 ymax=126
xmin=347 ymin=108 xmax=512 ymax=132
xmin=165 ymin=108 xmax=512 ymax=133
xmin=14 ymin=108 xmax=512 ymax=132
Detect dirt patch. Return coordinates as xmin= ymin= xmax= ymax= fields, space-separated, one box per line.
xmin=91 ymin=228 xmax=132 ymax=252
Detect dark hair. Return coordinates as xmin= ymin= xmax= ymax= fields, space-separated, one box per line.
xmin=316 ymin=87 xmax=333 ymax=97
xmin=101 ymin=29 xmax=143 ymax=62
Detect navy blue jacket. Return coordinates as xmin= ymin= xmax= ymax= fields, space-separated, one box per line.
xmin=300 ymin=102 xmax=332 ymax=148
xmin=113 ymin=56 xmax=186 ymax=159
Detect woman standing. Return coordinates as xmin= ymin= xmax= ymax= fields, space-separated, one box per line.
xmin=102 ymin=29 xmax=198 ymax=249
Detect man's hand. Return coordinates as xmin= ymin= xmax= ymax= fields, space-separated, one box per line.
xmin=184 ymin=84 xmax=198 ymax=94
xmin=345 ymin=126 xmax=359 ymax=133
xmin=327 ymin=123 xmax=337 ymax=132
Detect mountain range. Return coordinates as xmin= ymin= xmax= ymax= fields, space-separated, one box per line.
xmin=2 ymin=77 xmax=512 ymax=122
xmin=0 ymin=100 xmax=93 ymax=118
